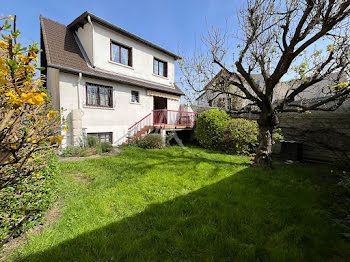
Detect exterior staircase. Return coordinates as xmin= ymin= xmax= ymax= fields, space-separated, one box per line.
xmin=124 ymin=125 xmax=153 ymax=144
xmin=123 ymin=109 xmax=198 ymax=145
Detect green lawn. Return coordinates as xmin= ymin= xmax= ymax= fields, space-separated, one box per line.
xmin=10 ymin=146 xmax=350 ymax=261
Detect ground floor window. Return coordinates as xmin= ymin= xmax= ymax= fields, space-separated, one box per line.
xmin=87 ymin=132 xmax=113 ymax=143
xmin=86 ymin=83 xmax=113 ymax=108
xmin=131 ymin=90 xmax=140 ymax=103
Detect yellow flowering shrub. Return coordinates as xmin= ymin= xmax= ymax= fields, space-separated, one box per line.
xmin=0 ymin=15 xmax=68 ymax=247
xmin=0 ymin=15 xmax=65 ymax=189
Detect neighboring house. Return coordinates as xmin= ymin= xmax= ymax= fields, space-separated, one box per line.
xmin=195 ymin=69 xmax=281 ymax=111
xmin=40 ymin=12 xmax=194 ymax=147
xmin=196 ymin=69 xmax=345 ymax=112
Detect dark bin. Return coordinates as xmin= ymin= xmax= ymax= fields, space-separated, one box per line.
xmin=280 ymin=141 xmax=303 ymax=161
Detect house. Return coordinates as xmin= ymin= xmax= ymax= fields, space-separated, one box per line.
xmin=195 ymin=69 xmax=347 ymax=113
xmin=195 ymin=69 xmax=287 ymax=111
xmin=40 ymin=12 xmax=197 ymax=147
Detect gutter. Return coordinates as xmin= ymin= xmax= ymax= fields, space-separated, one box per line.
xmin=47 ymin=64 xmax=184 ymax=96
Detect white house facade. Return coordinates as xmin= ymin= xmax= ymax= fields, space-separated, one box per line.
xmin=40 ymin=12 xmax=185 ymax=147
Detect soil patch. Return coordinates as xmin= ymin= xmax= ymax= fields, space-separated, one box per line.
xmin=59 ymin=147 xmax=123 ymax=162
xmin=73 ymin=175 xmax=94 ymax=183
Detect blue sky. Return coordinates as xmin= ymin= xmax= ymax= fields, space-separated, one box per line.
xmin=1 ymin=0 xmax=243 ymax=84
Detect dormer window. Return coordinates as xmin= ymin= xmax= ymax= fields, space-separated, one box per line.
xmin=153 ymin=58 xmax=167 ymax=77
xmin=110 ymin=41 xmax=132 ymax=67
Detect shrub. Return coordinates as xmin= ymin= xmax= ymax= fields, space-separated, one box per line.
xmin=222 ymin=118 xmax=258 ymax=155
xmin=78 ymin=148 xmax=90 ymax=157
xmin=0 ymin=16 xmax=64 ymax=248
xmin=100 ymin=142 xmax=113 ymax=153
xmin=195 ymin=109 xmax=230 ymax=149
xmin=87 ymin=135 xmax=99 ymax=148
xmin=61 ymin=146 xmax=92 ymax=157
xmin=0 ymin=150 xmax=58 ymax=247
xmin=61 ymin=145 xmax=81 ymax=157
xmin=96 ymin=144 xmax=103 ymax=155
xmin=137 ymin=134 xmax=165 ymax=149
xmin=0 ymin=15 xmax=64 ymax=185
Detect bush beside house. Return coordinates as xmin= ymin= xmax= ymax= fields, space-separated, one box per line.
xmin=61 ymin=136 xmax=114 ymax=158
xmin=87 ymin=135 xmax=99 ymax=148
xmin=195 ymin=109 xmax=230 ymax=149
xmin=195 ymin=109 xmax=259 ymax=155
xmin=223 ymin=119 xmax=258 ymax=155
xmin=136 ymin=134 xmax=165 ymax=149
xmin=100 ymin=142 xmax=113 ymax=153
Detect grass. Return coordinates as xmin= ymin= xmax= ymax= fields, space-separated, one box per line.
xmin=9 ymin=146 xmax=350 ymax=262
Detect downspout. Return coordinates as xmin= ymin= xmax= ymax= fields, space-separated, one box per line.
xmin=77 ymin=72 xmax=82 ymax=109
xmin=87 ymin=15 xmax=95 ymax=68
xmin=75 ymin=72 xmax=86 ymax=146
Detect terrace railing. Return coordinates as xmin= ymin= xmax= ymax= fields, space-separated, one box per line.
xmin=127 ymin=109 xmax=198 ymax=141
xmin=153 ymin=109 xmax=198 ymax=128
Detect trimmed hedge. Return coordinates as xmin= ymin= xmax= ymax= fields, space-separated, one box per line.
xmin=223 ymin=118 xmax=258 ymax=155
xmin=137 ymin=134 xmax=165 ymax=149
xmin=195 ymin=110 xmax=259 ymax=155
xmin=195 ymin=109 xmax=230 ymax=149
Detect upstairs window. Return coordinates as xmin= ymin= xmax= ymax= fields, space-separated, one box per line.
xmin=153 ymin=58 xmax=167 ymax=77
xmin=86 ymin=83 xmax=113 ymax=108
xmin=111 ymin=41 xmax=132 ymax=66
xmin=131 ymin=90 xmax=140 ymax=103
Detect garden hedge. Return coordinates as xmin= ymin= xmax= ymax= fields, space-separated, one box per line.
xmin=195 ymin=110 xmax=259 ymax=155
xmin=195 ymin=109 xmax=230 ymax=149
xmin=223 ymin=118 xmax=258 ymax=155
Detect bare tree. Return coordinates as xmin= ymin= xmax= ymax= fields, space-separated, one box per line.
xmin=180 ymin=0 xmax=350 ymax=167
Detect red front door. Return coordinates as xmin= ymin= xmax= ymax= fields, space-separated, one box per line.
xmin=153 ymin=96 xmax=167 ymax=125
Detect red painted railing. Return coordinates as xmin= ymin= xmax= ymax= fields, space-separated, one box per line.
xmin=153 ymin=109 xmax=198 ymax=128
xmin=127 ymin=112 xmax=153 ymax=139
xmin=127 ymin=109 xmax=198 ymax=139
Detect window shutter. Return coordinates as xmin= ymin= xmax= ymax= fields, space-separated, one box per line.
xmin=129 ymin=48 xmax=133 ymax=67
xmin=164 ymin=62 xmax=168 ymax=77
xmin=109 ymin=87 xmax=113 ymax=107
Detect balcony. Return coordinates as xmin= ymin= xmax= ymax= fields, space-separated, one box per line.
xmin=126 ymin=109 xmax=198 ymax=143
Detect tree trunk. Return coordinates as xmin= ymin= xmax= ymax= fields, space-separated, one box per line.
xmin=253 ymin=110 xmax=278 ymax=167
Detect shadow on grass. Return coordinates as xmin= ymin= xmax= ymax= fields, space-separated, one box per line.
xmin=26 ymin=160 xmax=349 ymax=262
